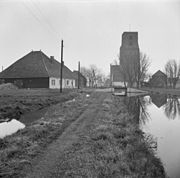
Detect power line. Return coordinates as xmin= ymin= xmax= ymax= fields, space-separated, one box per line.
xmin=30 ymin=0 xmax=59 ymax=38
xmin=22 ymin=0 xmax=59 ymax=40
xmin=22 ymin=1 xmax=42 ymax=24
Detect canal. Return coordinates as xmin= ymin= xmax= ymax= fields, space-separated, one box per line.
xmin=0 ymin=107 xmax=49 ymax=139
xmin=137 ymin=94 xmax=180 ymax=178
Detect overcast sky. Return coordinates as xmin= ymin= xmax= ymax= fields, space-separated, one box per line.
xmin=0 ymin=0 xmax=180 ymax=76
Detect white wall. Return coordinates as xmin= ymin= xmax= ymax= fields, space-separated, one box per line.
xmin=49 ymin=77 xmax=75 ymax=89
xmin=64 ymin=79 xmax=75 ymax=88
xmin=112 ymin=81 xmax=127 ymax=87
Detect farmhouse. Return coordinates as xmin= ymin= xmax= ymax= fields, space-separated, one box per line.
xmin=149 ymin=70 xmax=167 ymax=88
xmin=0 ymin=50 xmax=75 ymax=89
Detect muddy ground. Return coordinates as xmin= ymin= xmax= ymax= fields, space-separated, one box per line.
xmin=0 ymin=90 xmax=166 ymax=178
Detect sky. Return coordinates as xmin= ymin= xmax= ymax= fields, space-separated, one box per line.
xmin=0 ymin=0 xmax=180 ymax=76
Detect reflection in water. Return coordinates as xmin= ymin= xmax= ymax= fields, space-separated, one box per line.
xmin=122 ymin=94 xmax=180 ymax=178
xmin=123 ymin=96 xmax=140 ymax=123
xmin=151 ymin=94 xmax=167 ymax=108
xmin=140 ymin=95 xmax=180 ymax=178
xmin=128 ymin=94 xmax=180 ymax=122
xmin=123 ymin=96 xmax=151 ymax=125
xmin=163 ymin=96 xmax=180 ymax=120
xmin=0 ymin=119 xmax=25 ymax=139
xmin=150 ymin=94 xmax=180 ymax=120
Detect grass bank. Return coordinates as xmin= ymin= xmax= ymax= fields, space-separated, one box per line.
xmin=0 ymin=92 xmax=91 ymax=178
xmin=55 ymin=94 xmax=166 ymax=177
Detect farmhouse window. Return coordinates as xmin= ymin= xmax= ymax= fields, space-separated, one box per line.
xmin=67 ymin=80 xmax=69 ymax=85
xmin=52 ymin=79 xmax=55 ymax=86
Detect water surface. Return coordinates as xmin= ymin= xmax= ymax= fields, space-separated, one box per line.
xmin=0 ymin=107 xmax=49 ymax=138
xmin=140 ymin=95 xmax=180 ymax=178
xmin=0 ymin=119 xmax=25 ymax=138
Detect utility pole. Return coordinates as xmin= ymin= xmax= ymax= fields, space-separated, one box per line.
xmin=60 ymin=40 xmax=64 ymax=93
xmin=78 ymin=61 xmax=80 ymax=89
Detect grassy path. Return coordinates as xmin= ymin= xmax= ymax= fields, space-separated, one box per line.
xmin=25 ymin=92 xmax=104 ymax=178
xmin=24 ymin=92 xmax=165 ymax=178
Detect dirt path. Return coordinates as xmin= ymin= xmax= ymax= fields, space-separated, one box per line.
xmin=25 ymin=92 xmax=107 ymax=178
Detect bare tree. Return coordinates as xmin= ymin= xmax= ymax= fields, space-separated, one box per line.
xmin=81 ymin=65 xmax=105 ymax=88
xmin=111 ymin=59 xmax=119 ymax=65
xmin=134 ymin=52 xmax=151 ymax=88
xmin=164 ymin=59 xmax=180 ymax=88
xmin=119 ymin=52 xmax=150 ymax=88
xmin=80 ymin=67 xmax=93 ymax=87
xmin=164 ymin=96 xmax=180 ymax=119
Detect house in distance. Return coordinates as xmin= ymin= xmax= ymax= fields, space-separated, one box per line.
xmin=72 ymin=70 xmax=87 ymax=88
xmin=0 ymin=50 xmax=76 ymax=89
xmin=149 ymin=70 xmax=167 ymax=88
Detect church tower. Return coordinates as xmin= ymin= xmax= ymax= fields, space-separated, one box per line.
xmin=119 ymin=32 xmax=140 ymax=87
xmin=120 ymin=32 xmax=140 ymax=66
xmin=110 ymin=31 xmax=140 ymax=88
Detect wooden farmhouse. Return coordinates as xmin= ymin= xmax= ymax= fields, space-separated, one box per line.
xmin=0 ymin=50 xmax=75 ymax=89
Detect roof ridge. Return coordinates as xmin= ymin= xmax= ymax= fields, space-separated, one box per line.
xmin=40 ymin=51 xmax=50 ymax=77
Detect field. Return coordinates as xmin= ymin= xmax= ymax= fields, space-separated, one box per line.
xmin=0 ymin=89 xmax=166 ymax=178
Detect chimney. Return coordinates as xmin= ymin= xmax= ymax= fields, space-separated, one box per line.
xmin=49 ymin=56 xmax=54 ymax=63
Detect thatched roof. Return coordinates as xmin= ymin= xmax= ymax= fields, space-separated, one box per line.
xmin=0 ymin=51 xmax=74 ymax=79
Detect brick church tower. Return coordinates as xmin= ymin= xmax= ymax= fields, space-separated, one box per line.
xmin=119 ymin=32 xmax=140 ymax=86
xmin=110 ymin=31 xmax=140 ymax=88
xmin=120 ymin=32 xmax=140 ymax=66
